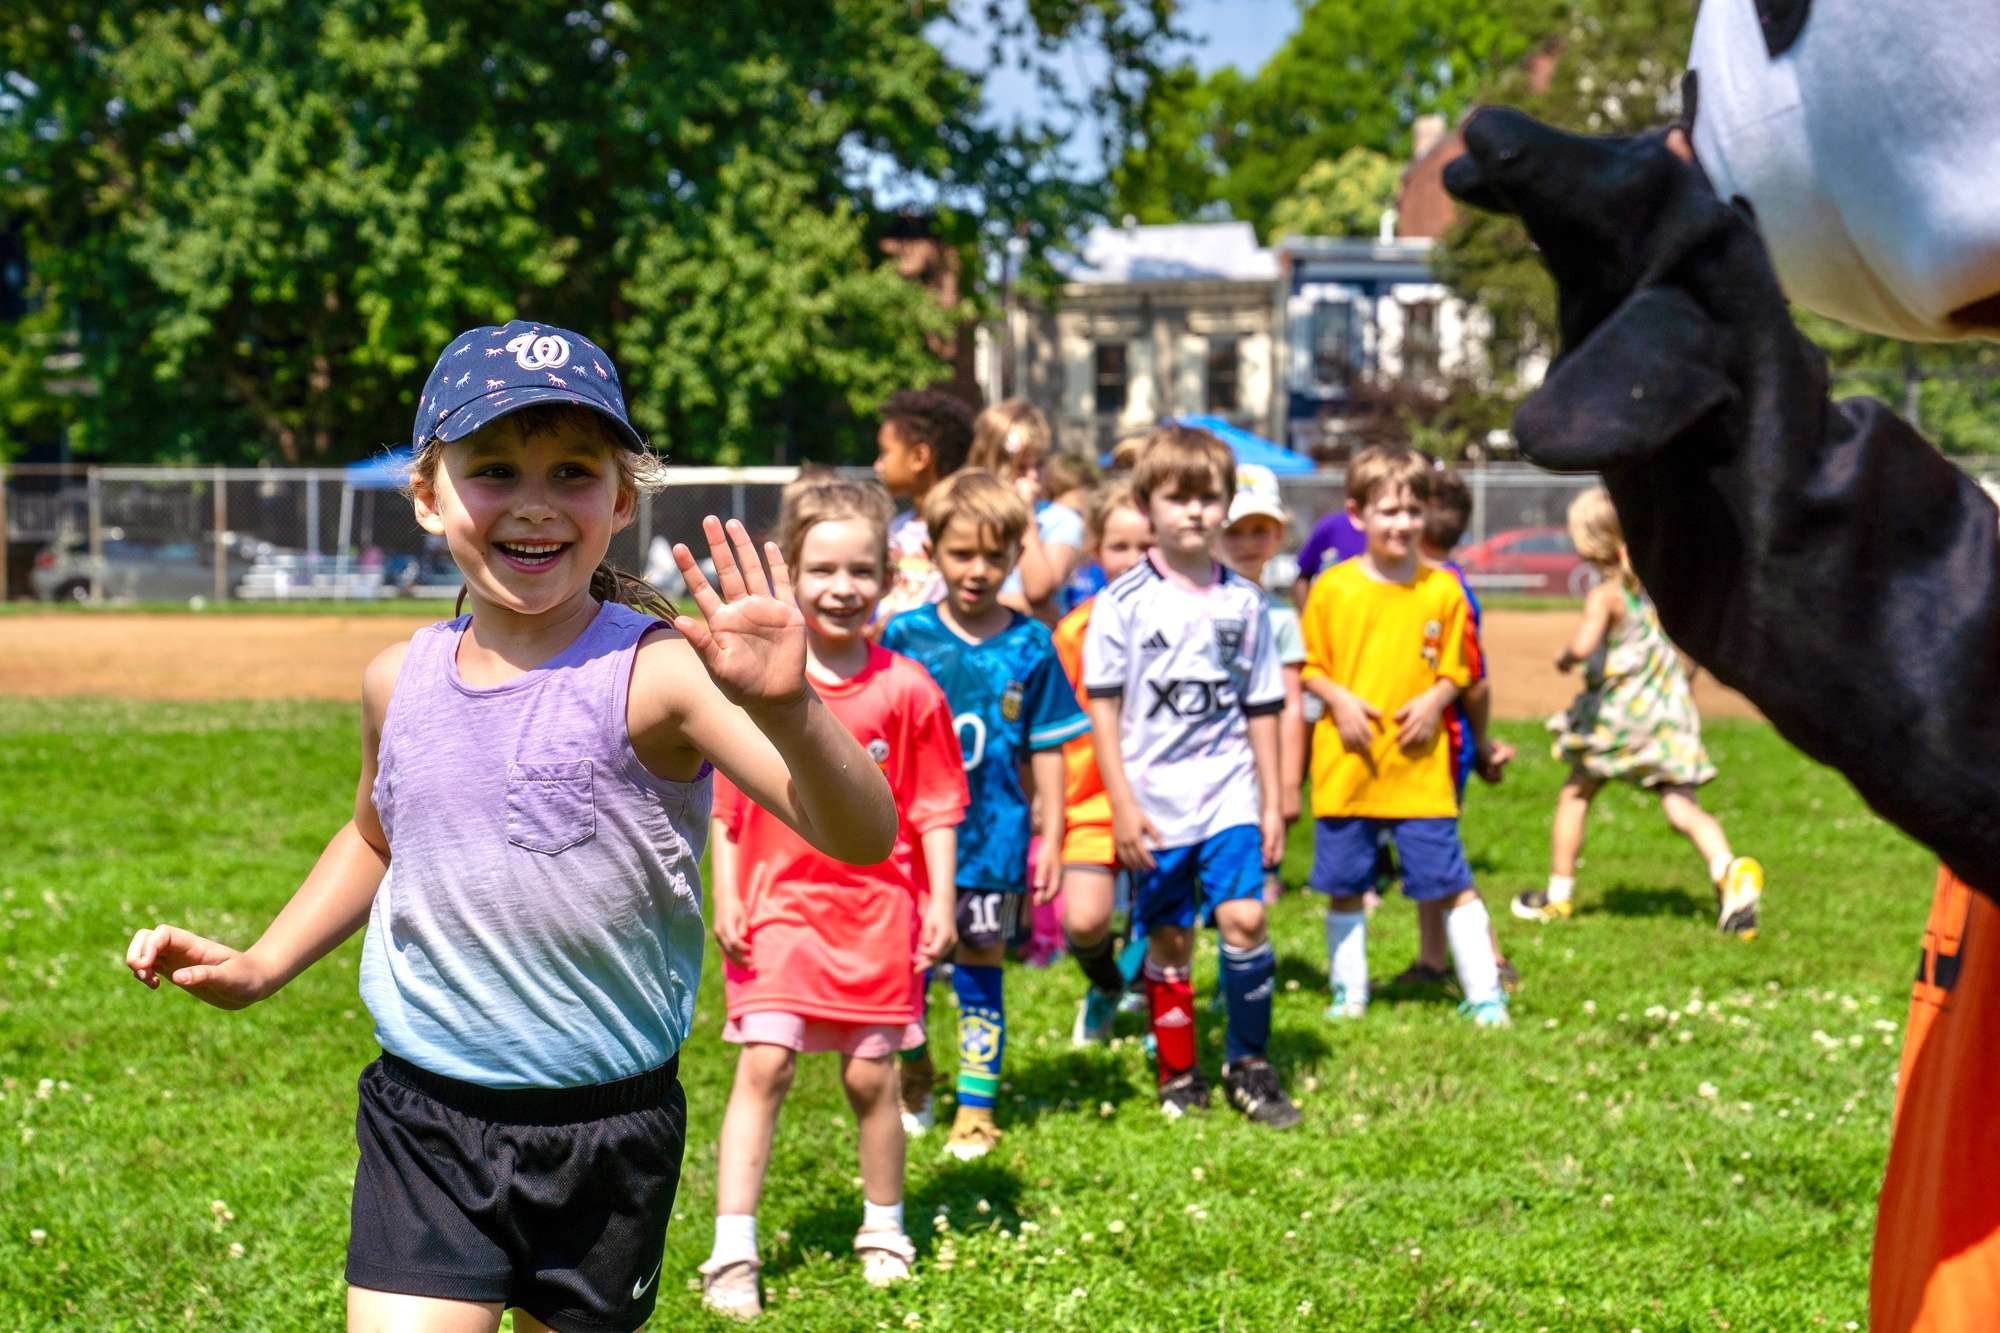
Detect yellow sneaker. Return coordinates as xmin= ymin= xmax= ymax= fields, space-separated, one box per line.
xmin=1718 ymin=857 xmax=1763 ymax=940
xmin=943 ymin=1105 xmax=1002 ymax=1161
xmin=1510 ymin=890 xmax=1574 ymax=923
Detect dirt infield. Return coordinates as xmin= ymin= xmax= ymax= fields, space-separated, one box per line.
xmin=0 ymin=610 xmax=1759 ymax=721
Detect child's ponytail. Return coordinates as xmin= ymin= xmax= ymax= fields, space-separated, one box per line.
xmin=1566 ymin=487 xmax=1640 ymax=591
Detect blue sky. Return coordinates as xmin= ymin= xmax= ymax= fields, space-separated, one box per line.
xmin=937 ymin=0 xmax=1301 ymax=176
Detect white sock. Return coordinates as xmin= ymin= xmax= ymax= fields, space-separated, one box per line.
xmin=1446 ymin=899 xmax=1502 ymax=1007
xmin=1709 ymin=853 xmax=1735 ymax=885
xmin=1546 ymin=874 xmax=1575 ymax=903
xmin=711 ymin=1213 xmax=758 ymax=1265
xmin=1326 ymin=911 xmax=1369 ymax=1006
xmin=862 ymin=1199 xmax=904 ymax=1235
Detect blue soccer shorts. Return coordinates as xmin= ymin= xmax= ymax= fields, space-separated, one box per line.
xmin=1133 ymin=824 xmax=1265 ymax=930
xmin=1311 ymin=817 xmax=1472 ymax=903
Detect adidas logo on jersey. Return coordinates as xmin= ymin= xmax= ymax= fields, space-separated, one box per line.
xmin=1141 ymin=630 xmax=1171 ymax=653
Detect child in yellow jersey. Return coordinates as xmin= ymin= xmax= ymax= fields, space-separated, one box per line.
xmin=1051 ymin=481 xmax=1154 ymax=1045
xmin=1300 ymin=446 xmax=1509 ymax=1027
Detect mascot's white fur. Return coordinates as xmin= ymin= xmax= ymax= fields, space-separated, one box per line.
xmin=1690 ymin=0 xmax=2000 ymax=339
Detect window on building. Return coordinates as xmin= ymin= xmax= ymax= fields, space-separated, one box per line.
xmin=1206 ymin=336 xmax=1240 ymax=413
xmin=1310 ymin=299 xmax=1356 ymax=392
xmin=1402 ymin=299 xmax=1439 ymax=382
xmin=1094 ymin=342 xmax=1128 ymax=416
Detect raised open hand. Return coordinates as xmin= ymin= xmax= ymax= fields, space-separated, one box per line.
xmin=672 ymin=516 xmax=808 ymax=714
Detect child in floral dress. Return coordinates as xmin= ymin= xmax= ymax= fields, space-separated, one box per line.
xmin=1512 ymin=488 xmax=1764 ymax=937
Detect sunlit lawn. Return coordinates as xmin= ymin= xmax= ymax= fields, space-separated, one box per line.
xmin=0 ymin=699 xmax=1924 ymax=1328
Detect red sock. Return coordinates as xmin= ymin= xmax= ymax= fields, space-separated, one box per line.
xmin=1144 ymin=959 xmax=1196 ymax=1083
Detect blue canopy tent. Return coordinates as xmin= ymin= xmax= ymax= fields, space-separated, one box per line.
xmin=1169 ymin=415 xmax=1316 ymax=475
xmin=334 ymin=447 xmax=415 ymax=596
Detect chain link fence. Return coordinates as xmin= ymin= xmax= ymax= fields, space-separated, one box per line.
xmin=9 ymin=458 xmax=2000 ymax=605
xmin=0 ymin=463 xmax=798 ymax=605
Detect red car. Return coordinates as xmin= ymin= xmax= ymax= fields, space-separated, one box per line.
xmin=1455 ymin=525 xmax=1599 ymax=597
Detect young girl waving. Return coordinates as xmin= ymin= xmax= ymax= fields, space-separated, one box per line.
xmin=700 ymin=476 xmax=967 ymax=1317
xmin=123 ymin=321 xmax=895 ymax=1333
xmin=1512 ymin=487 xmax=1764 ymax=937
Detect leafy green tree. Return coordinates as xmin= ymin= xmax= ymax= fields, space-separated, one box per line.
xmin=1114 ymin=0 xmax=1542 ymax=238
xmin=0 ymin=1 xmax=1179 ymax=465
xmin=1267 ymin=147 xmax=1402 ymax=240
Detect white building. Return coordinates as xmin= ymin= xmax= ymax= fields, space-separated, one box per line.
xmin=1010 ymin=221 xmax=1284 ymax=454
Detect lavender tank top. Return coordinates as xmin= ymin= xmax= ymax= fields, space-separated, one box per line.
xmin=359 ymin=601 xmax=710 ymax=1088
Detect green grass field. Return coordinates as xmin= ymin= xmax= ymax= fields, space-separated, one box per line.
xmin=0 ymin=700 xmax=1927 ymax=1328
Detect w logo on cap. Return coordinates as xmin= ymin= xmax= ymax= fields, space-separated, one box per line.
xmin=507 ymin=333 xmax=571 ymax=371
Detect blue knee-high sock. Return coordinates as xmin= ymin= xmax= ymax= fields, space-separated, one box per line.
xmin=1219 ymin=940 xmax=1276 ymax=1064
xmin=952 ymin=964 xmax=1004 ymax=1109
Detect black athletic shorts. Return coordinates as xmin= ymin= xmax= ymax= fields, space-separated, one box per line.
xmin=956 ymin=887 xmax=1027 ymax=951
xmin=346 ymin=1052 xmax=685 ymax=1333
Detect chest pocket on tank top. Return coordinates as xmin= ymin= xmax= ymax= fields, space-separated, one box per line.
xmin=506 ymin=760 xmax=596 ymax=855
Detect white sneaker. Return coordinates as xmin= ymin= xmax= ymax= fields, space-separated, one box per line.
xmin=1323 ymin=983 xmax=1366 ymax=1021
xmin=854 ymin=1227 xmax=916 ymax=1287
xmin=898 ymin=1059 xmax=935 ymax=1137
xmin=1459 ymin=996 xmax=1512 ymax=1029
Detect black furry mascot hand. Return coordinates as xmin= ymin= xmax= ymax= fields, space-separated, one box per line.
xmin=1447 ymin=107 xmax=2000 ymax=898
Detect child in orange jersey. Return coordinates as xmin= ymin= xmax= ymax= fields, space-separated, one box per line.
xmin=1051 ymin=480 xmax=1155 ymax=1043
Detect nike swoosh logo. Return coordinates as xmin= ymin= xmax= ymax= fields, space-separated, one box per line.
xmin=632 ymin=1259 xmax=662 ymax=1300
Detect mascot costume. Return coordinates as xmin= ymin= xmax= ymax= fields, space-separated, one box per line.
xmin=1444 ymin=0 xmax=2000 ymax=1326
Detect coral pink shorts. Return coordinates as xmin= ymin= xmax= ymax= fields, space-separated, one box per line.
xmin=721 ymin=1010 xmax=925 ymax=1058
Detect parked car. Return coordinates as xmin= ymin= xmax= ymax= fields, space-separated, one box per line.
xmin=1454 ymin=525 xmax=1599 ymax=597
xmin=32 ymin=535 xmax=262 ymax=606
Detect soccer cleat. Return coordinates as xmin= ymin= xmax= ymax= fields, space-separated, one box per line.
xmin=1459 ymin=996 xmax=1512 ymax=1028
xmin=1389 ymin=960 xmax=1452 ymax=990
xmin=1221 ymin=1058 xmax=1302 ymax=1130
xmin=1717 ymin=856 xmax=1763 ymax=939
xmin=1323 ymin=983 xmax=1367 ymax=1021
xmin=943 ymin=1105 xmax=1002 ymax=1161
xmin=698 ymin=1256 xmax=763 ymax=1319
xmin=853 ymin=1228 xmax=916 ymax=1287
xmin=1071 ymin=987 xmax=1119 ymax=1046
xmin=1511 ymin=889 xmax=1574 ymax=923
xmin=1157 ymin=1068 xmax=1212 ymax=1120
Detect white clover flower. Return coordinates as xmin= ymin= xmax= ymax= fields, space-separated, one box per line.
xmin=227 ymin=1242 xmax=245 ymax=1259
xmin=1106 ymin=1220 xmax=1125 ymax=1234
xmin=1698 ymin=1082 xmax=1719 ymax=1099
xmin=975 ymin=1199 xmax=990 ymax=1215
xmin=28 ymin=1229 xmax=46 ymax=1246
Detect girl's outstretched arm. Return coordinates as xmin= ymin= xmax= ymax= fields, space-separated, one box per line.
xmin=632 ymin=516 xmax=896 ymax=866
xmin=1556 ymin=581 xmax=1621 ymax=672
xmin=126 ymin=644 xmax=400 ymax=1008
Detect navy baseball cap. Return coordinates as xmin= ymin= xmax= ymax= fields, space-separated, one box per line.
xmin=411 ymin=319 xmax=646 ymax=452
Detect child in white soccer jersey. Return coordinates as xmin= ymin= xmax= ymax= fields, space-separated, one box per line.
xmin=1083 ymin=425 xmax=1299 ymax=1128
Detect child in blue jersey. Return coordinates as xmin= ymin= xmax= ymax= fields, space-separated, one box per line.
xmin=1404 ymin=468 xmax=1516 ymax=990
xmin=881 ymin=469 xmax=1088 ymax=1160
